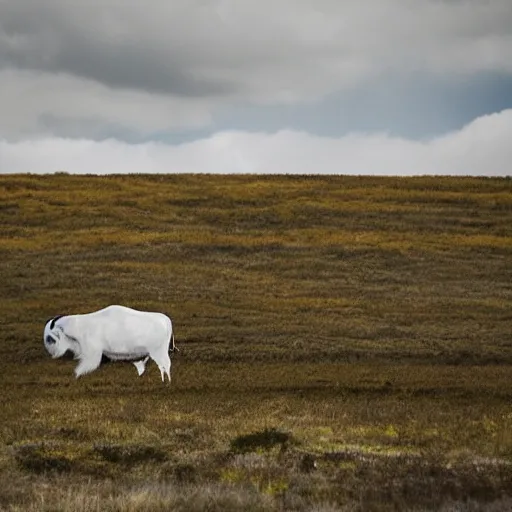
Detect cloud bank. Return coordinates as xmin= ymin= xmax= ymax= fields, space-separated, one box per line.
xmin=2 ymin=110 xmax=510 ymax=176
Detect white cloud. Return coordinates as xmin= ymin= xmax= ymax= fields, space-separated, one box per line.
xmin=1 ymin=110 xmax=510 ymax=176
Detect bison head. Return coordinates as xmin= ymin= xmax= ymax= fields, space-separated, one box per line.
xmin=43 ymin=315 xmax=70 ymax=358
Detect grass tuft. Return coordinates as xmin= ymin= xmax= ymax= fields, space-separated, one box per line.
xmin=230 ymin=428 xmax=296 ymax=454
xmin=12 ymin=442 xmax=76 ymax=474
xmin=93 ymin=443 xmax=168 ymax=465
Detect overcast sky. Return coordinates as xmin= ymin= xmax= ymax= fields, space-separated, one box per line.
xmin=1 ymin=0 xmax=511 ymax=175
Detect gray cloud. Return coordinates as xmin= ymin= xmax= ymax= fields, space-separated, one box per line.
xmin=214 ymin=72 xmax=512 ymax=139
xmin=0 ymin=69 xmax=215 ymax=139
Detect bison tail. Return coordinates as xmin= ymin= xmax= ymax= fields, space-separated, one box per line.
xmin=170 ymin=331 xmax=179 ymax=353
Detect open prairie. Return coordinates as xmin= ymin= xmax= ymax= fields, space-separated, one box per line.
xmin=1 ymin=174 xmax=512 ymax=511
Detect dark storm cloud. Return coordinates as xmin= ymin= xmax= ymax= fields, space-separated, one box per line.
xmin=48 ymin=38 xmax=233 ymax=98
xmin=4 ymin=0 xmax=510 ymax=102
xmin=0 ymin=1 xmax=232 ymax=97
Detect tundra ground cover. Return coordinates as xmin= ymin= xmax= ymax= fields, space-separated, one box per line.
xmin=1 ymin=174 xmax=511 ymax=510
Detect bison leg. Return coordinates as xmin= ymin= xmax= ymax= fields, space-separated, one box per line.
xmin=133 ymin=356 xmax=150 ymax=376
xmin=149 ymin=349 xmax=171 ymax=383
xmin=74 ymin=350 xmax=102 ymax=378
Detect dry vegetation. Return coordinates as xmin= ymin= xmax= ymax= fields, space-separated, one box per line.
xmin=1 ymin=174 xmax=512 ymax=511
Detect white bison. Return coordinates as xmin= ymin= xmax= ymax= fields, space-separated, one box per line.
xmin=43 ymin=305 xmax=177 ymax=381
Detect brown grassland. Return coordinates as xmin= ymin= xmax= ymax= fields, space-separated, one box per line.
xmin=0 ymin=173 xmax=512 ymax=511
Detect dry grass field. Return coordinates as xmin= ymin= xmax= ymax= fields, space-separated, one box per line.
xmin=1 ymin=174 xmax=511 ymax=511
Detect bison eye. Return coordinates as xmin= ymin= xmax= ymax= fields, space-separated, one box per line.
xmin=45 ymin=335 xmax=56 ymax=345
